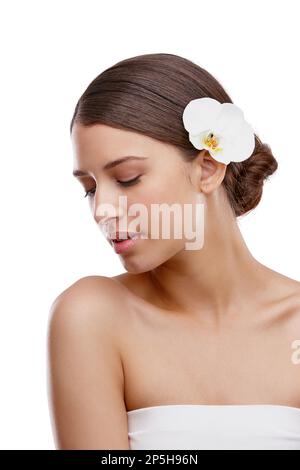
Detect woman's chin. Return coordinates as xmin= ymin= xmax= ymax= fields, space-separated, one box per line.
xmin=119 ymin=239 xmax=186 ymax=273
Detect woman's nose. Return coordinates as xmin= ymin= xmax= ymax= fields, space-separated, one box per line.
xmin=92 ymin=186 xmax=124 ymax=226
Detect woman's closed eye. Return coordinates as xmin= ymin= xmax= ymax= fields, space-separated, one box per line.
xmin=83 ymin=175 xmax=141 ymax=198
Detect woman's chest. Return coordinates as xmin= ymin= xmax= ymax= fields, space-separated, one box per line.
xmin=119 ymin=303 xmax=300 ymax=412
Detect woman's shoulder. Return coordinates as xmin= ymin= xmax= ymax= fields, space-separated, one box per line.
xmin=285 ymin=277 xmax=300 ymax=325
xmin=52 ymin=274 xmax=124 ymax=302
xmin=47 ymin=275 xmax=130 ymax=449
xmin=268 ymin=270 xmax=300 ymax=329
xmin=48 ymin=275 xmax=131 ymax=331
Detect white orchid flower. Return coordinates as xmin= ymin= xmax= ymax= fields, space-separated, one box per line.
xmin=182 ymin=97 xmax=255 ymax=165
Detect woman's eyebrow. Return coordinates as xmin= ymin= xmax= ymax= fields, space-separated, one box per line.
xmin=73 ymin=155 xmax=148 ymax=177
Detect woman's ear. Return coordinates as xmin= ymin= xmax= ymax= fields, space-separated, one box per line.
xmin=191 ymin=149 xmax=227 ymax=194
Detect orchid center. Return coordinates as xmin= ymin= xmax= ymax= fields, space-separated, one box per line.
xmin=203 ymin=132 xmax=222 ymax=153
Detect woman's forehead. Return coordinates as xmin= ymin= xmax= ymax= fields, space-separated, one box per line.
xmin=71 ymin=122 xmax=178 ymax=166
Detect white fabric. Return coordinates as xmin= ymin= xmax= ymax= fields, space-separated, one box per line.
xmin=127 ymin=404 xmax=300 ymax=450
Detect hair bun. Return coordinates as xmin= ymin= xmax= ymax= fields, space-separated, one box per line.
xmin=223 ymin=135 xmax=278 ymax=217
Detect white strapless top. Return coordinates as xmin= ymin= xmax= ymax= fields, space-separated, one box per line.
xmin=127 ymin=404 xmax=300 ymax=450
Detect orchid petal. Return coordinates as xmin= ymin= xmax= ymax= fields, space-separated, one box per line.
xmin=182 ymin=97 xmax=221 ymax=135
xmin=226 ymin=121 xmax=255 ymax=162
xmin=189 ymin=132 xmax=206 ymax=150
xmin=213 ymin=103 xmax=245 ymax=139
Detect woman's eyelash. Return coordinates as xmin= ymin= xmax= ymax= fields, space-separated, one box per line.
xmin=116 ymin=175 xmax=141 ymax=187
xmin=84 ymin=188 xmax=96 ymax=198
xmin=83 ymin=175 xmax=141 ymax=198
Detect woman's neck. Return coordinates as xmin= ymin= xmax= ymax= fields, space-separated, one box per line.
xmin=148 ymin=214 xmax=270 ymax=322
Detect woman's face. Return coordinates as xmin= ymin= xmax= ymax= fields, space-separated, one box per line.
xmin=71 ymin=123 xmax=205 ymax=273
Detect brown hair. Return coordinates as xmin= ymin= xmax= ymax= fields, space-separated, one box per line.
xmin=70 ymin=53 xmax=278 ymax=217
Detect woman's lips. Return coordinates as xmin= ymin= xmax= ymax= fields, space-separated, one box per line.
xmin=108 ymin=232 xmax=142 ymax=254
xmin=111 ymin=237 xmax=138 ymax=254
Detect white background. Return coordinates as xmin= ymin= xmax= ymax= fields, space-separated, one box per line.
xmin=0 ymin=0 xmax=299 ymax=450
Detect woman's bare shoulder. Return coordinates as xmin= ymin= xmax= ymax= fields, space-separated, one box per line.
xmin=53 ymin=274 xmax=129 ymax=302
xmin=47 ymin=275 xmax=130 ymax=449
xmin=269 ymin=271 xmax=300 ymax=329
xmin=286 ymin=277 xmax=300 ymax=325
xmin=48 ymin=275 xmax=130 ymax=329
xmin=53 ymin=274 xmax=126 ymax=298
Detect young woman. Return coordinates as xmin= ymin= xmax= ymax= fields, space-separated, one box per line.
xmin=47 ymin=53 xmax=300 ymax=450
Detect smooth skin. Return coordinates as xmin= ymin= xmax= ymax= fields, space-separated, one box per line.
xmin=47 ymin=123 xmax=300 ymax=449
